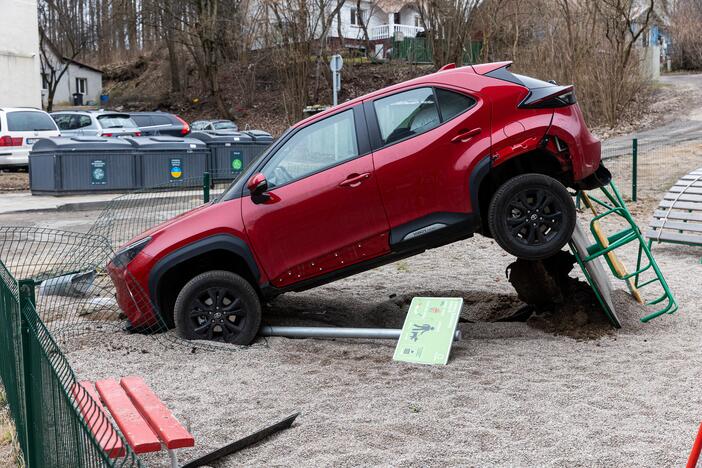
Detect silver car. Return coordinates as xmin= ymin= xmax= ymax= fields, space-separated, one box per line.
xmin=190 ymin=119 xmax=239 ymax=133
xmin=50 ymin=111 xmax=141 ymax=137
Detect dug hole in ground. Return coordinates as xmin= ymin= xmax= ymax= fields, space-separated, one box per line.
xmin=18 ymin=194 xmax=692 ymax=467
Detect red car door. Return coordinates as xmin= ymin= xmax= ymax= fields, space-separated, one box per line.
xmin=241 ymin=106 xmax=390 ymax=288
xmin=367 ymin=85 xmax=491 ymax=243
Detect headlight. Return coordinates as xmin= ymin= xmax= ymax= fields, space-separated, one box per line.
xmin=112 ymin=237 xmax=151 ymax=268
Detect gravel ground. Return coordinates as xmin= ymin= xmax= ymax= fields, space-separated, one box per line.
xmin=56 ymin=206 xmax=701 ymax=467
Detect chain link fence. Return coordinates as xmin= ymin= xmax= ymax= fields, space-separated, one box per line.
xmin=602 ymin=137 xmax=702 ymax=202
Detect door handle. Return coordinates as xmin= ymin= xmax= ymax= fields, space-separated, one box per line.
xmin=339 ymin=172 xmax=370 ymax=188
xmin=451 ymin=127 xmax=481 ymax=143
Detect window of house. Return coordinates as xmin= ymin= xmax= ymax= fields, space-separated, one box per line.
xmin=76 ymin=77 xmax=87 ymax=94
xmin=393 ymin=12 xmax=401 ymax=24
xmin=415 ymin=16 xmax=421 ymax=28
xmin=373 ymin=87 xmax=440 ymax=145
xmin=41 ymin=73 xmax=49 ymax=90
xmin=261 ymin=109 xmax=358 ymax=188
xmin=350 ymin=8 xmax=365 ymax=26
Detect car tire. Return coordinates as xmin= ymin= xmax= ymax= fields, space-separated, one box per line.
xmin=488 ymin=173 xmax=576 ymax=260
xmin=174 ymin=270 xmax=261 ymax=345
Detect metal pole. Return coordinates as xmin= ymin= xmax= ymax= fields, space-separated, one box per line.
xmin=632 ymin=138 xmax=638 ymax=202
xmin=332 ymin=70 xmax=338 ymax=106
xmin=260 ymin=325 xmax=461 ymax=342
xmin=18 ymin=280 xmax=36 ymax=468
xmin=203 ymin=172 xmax=211 ymax=203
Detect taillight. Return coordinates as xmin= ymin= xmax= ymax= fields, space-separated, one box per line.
xmin=175 ymin=115 xmax=190 ymax=135
xmin=102 ymin=133 xmax=113 ymax=137
xmin=0 ymin=136 xmax=22 ymax=147
xmin=134 ymin=131 xmax=142 ymax=137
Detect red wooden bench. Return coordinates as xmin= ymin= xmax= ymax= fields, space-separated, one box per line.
xmin=72 ymin=375 xmax=194 ymax=468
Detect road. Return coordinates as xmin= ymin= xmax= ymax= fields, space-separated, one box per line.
xmin=603 ymin=73 xmax=702 ymax=154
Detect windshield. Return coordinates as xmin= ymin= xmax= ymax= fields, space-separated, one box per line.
xmin=97 ymin=115 xmax=138 ymax=129
xmin=213 ymin=121 xmax=237 ymax=130
xmin=7 ymin=111 xmax=57 ymax=132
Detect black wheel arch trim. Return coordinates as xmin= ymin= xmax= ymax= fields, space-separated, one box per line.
xmin=148 ymin=234 xmax=260 ymax=311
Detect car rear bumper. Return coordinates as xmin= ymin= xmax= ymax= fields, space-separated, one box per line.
xmin=549 ymin=105 xmax=601 ymax=181
xmin=0 ymin=148 xmax=29 ymax=167
xmin=107 ymin=261 xmax=160 ymax=329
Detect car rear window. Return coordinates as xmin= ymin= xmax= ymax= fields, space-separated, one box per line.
xmin=131 ymin=115 xmax=153 ymax=126
xmin=98 ymin=115 xmax=138 ymax=129
xmin=213 ymin=121 xmax=237 ymax=130
xmin=152 ymin=115 xmax=172 ymax=126
xmin=7 ymin=111 xmax=57 ymax=132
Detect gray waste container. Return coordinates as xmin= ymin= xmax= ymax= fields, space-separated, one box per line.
xmin=189 ymin=131 xmax=260 ymax=180
xmin=244 ymin=130 xmax=274 ymax=159
xmin=29 ymin=137 xmax=137 ymax=195
xmin=127 ymin=136 xmax=208 ymax=188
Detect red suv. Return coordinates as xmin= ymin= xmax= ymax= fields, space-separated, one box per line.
xmin=108 ymin=62 xmax=609 ymax=344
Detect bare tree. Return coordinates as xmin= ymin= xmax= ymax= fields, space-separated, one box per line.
xmin=418 ymin=0 xmax=481 ymax=67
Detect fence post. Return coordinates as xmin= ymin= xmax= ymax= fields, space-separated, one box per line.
xmin=632 ymin=138 xmax=638 ymax=202
xmin=203 ymin=172 xmax=211 ymax=203
xmin=18 ymin=280 xmax=36 ymax=468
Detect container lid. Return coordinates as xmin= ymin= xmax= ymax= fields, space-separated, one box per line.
xmin=244 ymin=130 xmax=273 ymax=142
xmin=125 ymin=136 xmax=207 ymax=151
xmin=189 ymin=131 xmax=253 ymax=144
xmin=30 ymin=136 xmax=134 ymax=153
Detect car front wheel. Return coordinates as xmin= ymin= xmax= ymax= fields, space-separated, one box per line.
xmin=174 ymin=270 xmax=261 ymax=345
xmin=487 ymin=173 xmax=576 ymax=260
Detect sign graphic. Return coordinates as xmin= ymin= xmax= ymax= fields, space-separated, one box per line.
xmin=90 ymin=159 xmax=107 ymax=185
xmin=393 ymin=297 xmax=463 ymax=365
xmin=169 ymin=158 xmax=183 ymax=180
xmin=231 ymin=151 xmax=243 ymax=173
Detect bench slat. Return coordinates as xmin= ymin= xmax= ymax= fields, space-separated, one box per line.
xmin=71 ymin=382 xmax=126 ymax=458
xmin=658 ymin=200 xmax=702 ymax=211
xmin=663 ymin=193 xmax=702 ymax=203
xmin=96 ymin=379 xmax=162 ymax=454
xmin=649 ymin=219 xmax=702 ymax=233
xmin=653 ymin=210 xmax=702 ymax=222
xmin=647 ymin=230 xmax=702 ymax=245
xmin=120 ymin=376 xmax=194 ymax=450
xmin=669 ymin=186 xmax=702 ymax=195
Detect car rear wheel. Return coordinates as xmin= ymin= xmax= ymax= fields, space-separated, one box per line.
xmin=174 ymin=270 xmax=261 ymax=345
xmin=488 ymin=173 xmax=576 ymax=260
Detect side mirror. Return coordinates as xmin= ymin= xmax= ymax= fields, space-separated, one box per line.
xmin=247 ymin=172 xmax=268 ymax=196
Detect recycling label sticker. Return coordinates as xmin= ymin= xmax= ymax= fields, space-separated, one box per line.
xmin=90 ymin=159 xmax=107 ymax=185
xmin=230 ymin=151 xmax=243 ymax=173
xmin=169 ymin=158 xmax=183 ymax=180
xmin=393 ymin=297 xmax=463 ymax=365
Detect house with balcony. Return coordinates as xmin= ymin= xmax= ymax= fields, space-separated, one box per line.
xmin=328 ymin=0 xmax=425 ymax=58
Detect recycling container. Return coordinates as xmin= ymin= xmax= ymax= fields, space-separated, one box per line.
xmin=126 ymin=136 xmax=208 ymax=188
xmin=29 ymin=136 xmax=137 ymax=195
xmin=189 ymin=131 xmax=263 ymax=180
xmin=244 ymin=130 xmax=274 ymax=159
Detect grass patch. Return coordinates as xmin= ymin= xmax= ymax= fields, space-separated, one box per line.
xmin=0 ymin=386 xmax=23 ymax=467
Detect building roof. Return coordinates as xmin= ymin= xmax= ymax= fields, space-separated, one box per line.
xmin=375 ymin=0 xmax=414 ymax=13
xmin=39 ymin=31 xmax=102 ymax=74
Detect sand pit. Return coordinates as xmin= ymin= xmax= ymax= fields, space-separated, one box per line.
xmin=57 ymin=227 xmax=702 ymax=467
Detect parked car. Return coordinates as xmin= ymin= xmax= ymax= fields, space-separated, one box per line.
xmin=108 ymin=61 xmax=610 ymax=344
xmin=50 ymin=111 xmax=141 ymax=137
xmin=0 ymin=108 xmax=60 ymax=168
xmin=190 ymin=119 xmax=238 ymax=133
xmin=128 ymin=112 xmax=190 ymax=136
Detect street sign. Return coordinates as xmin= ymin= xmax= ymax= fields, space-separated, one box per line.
xmin=330 ymin=54 xmax=343 ymax=106
xmin=329 ymin=54 xmax=343 ymax=72
xmin=393 ymin=297 xmax=463 ymax=365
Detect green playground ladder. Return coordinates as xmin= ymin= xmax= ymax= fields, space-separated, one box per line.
xmin=572 ymin=181 xmax=678 ymax=323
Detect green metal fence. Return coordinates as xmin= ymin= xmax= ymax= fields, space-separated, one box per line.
xmin=0 ymin=262 xmax=142 ymax=467
xmin=603 ymin=137 xmax=702 ymax=202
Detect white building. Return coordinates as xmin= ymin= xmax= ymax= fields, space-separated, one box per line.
xmin=0 ymin=0 xmax=42 ymax=108
xmin=40 ymin=37 xmax=103 ymax=107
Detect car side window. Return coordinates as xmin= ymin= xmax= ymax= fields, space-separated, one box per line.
xmin=436 ymin=88 xmax=476 ymax=121
xmin=373 ymin=87 xmax=440 ymax=145
xmin=261 ymin=109 xmax=358 ymax=189
xmin=78 ymin=115 xmax=92 ymax=128
xmin=53 ymin=114 xmax=72 ymax=130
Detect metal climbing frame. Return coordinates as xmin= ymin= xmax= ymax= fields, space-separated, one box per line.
xmin=572 ymin=181 xmax=678 ymax=323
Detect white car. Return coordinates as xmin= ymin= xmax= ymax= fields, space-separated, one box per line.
xmin=0 ymin=108 xmax=60 ymax=168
